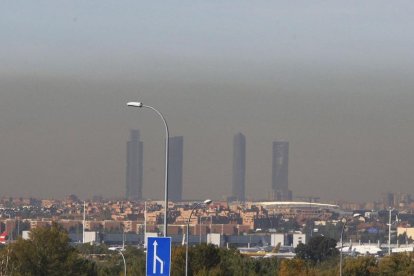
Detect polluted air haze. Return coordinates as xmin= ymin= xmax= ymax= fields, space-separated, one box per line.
xmin=1 ymin=1 xmax=414 ymax=202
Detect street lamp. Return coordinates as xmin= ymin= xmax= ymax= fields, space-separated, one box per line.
xmin=109 ymin=247 xmax=127 ymax=276
xmin=186 ymin=199 xmax=212 ymax=276
xmin=388 ymin=208 xmax=393 ymax=256
xmin=387 ymin=208 xmax=399 ymax=256
xmin=127 ymin=101 xmax=169 ymax=237
xmin=339 ymin=213 xmax=363 ymax=276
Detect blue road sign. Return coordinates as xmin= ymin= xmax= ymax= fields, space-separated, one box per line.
xmin=146 ymin=237 xmax=171 ymax=276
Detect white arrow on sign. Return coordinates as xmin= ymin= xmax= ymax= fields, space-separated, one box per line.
xmin=153 ymin=240 xmax=164 ymax=274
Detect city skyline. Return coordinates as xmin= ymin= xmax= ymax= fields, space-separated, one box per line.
xmin=2 ymin=2 xmax=414 ymax=202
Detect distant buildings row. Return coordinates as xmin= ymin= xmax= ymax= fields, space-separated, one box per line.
xmin=382 ymin=192 xmax=413 ymax=209
xmin=126 ymin=130 xmax=292 ymax=202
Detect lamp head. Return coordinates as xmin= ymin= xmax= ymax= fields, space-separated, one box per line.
xmin=353 ymin=213 xmax=366 ymax=222
xmin=341 ymin=213 xmax=365 ymax=223
xmin=127 ymin=102 xmax=143 ymax=107
xmin=108 ymin=246 xmax=124 ymax=251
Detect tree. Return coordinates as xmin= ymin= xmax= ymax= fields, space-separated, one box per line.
xmin=171 ymin=244 xmax=222 ymax=276
xmin=246 ymin=257 xmax=279 ymax=275
xmin=171 ymin=244 xmax=280 ymax=276
xmin=295 ymin=236 xmax=338 ymax=264
xmin=2 ymin=222 xmax=97 ymax=275
xmin=124 ymin=246 xmax=146 ymax=276
xmin=191 ymin=243 xmax=221 ymax=272
xmin=378 ymin=252 xmax=414 ymax=275
xmin=279 ymin=258 xmax=315 ymax=276
xmin=171 ymin=246 xmax=186 ymax=276
xmin=342 ymin=256 xmax=378 ymax=276
xmin=218 ymin=247 xmax=246 ymax=276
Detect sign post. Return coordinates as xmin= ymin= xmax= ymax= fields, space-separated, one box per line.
xmin=146 ymin=237 xmax=171 ymax=276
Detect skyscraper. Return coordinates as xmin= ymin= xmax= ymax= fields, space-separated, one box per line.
xmin=232 ymin=133 xmax=246 ymax=202
xmin=272 ymin=141 xmax=292 ymax=201
xmin=126 ymin=130 xmax=143 ymax=201
xmin=168 ymin=136 xmax=183 ymax=202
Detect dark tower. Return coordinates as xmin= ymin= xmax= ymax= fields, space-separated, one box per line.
xmin=232 ymin=133 xmax=246 ymax=202
xmin=272 ymin=141 xmax=292 ymax=201
xmin=126 ymin=130 xmax=143 ymax=200
xmin=168 ymin=136 xmax=183 ymax=202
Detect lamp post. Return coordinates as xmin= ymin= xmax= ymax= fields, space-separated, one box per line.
xmin=186 ymin=199 xmax=212 ymax=276
xmin=387 ymin=208 xmax=399 ymax=255
xmin=127 ymin=102 xmax=169 ymax=237
xmin=339 ymin=213 xmax=362 ymax=276
xmin=388 ymin=208 xmax=392 ymax=256
xmin=109 ymin=247 xmax=127 ymax=276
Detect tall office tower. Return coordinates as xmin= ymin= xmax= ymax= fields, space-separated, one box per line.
xmin=231 ymin=133 xmax=246 ymax=202
xmin=126 ymin=130 xmax=143 ymax=201
xmin=382 ymin=192 xmax=395 ymax=208
xmin=168 ymin=136 xmax=184 ymax=202
xmin=272 ymin=141 xmax=292 ymax=201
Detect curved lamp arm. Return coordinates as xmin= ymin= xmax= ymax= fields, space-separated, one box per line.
xmin=339 ymin=213 xmax=363 ymax=276
xmin=127 ymin=101 xmax=169 ymax=237
xmin=185 ymin=199 xmax=212 ymax=276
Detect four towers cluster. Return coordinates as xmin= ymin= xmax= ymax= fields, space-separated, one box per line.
xmin=126 ymin=130 xmax=292 ymax=202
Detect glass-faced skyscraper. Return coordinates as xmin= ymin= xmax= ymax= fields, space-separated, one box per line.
xmin=232 ymin=133 xmax=246 ymax=202
xmin=168 ymin=136 xmax=183 ymax=202
xmin=126 ymin=129 xmax=143 ymax=201
xmin=272 ymin=141 xmax=292 ymax=201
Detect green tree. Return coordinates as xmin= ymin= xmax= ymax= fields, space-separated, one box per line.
xmin=342 ymin=255 xmax=378 ymax=276
xmin=295 ymin=242 xmax=311 ymax=261
xmin=171 ymin=244 xmax=281 ymax=276
xmin=171 ymin=244 xmax=222 ymax=276
xmin=77 ymin=242 xmax=110 ymax=255
xmin=218 ymin=247 xmax=246 ymax=275
xmin=124 ymin=246 xmax=146 ymax=276
xmin=279 ymin=258 xmax=315 ymax=276
xmin=2 ymin=222 xmax=96 ymax=276
xmin=192 ymin=244 xmax=221 ymax=271
xmin=378 ymin=252 xmax=414 ymax=275
xmin=247 ymin=257 xmax=279 ymax=275
xmin=295 ymin=236 xmax=338 ymax=264
xmin=171 ymin=246 xmax=186 ymax=276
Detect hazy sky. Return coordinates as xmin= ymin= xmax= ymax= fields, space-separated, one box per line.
xmin=1 ymin=1 xmax=414 ymax=202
